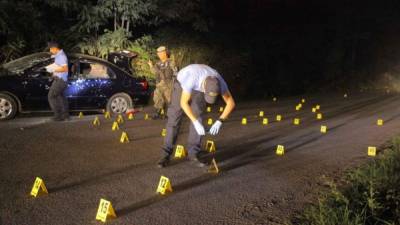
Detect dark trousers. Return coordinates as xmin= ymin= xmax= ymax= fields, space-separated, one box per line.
xmin=162 ymin=81 xmax=206 ymax=157
xmin=48 ymin=77 xmax=69 ymax=119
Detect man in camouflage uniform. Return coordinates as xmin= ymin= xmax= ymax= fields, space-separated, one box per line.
xmin=148 ymin=46 xmax=177 ymax=119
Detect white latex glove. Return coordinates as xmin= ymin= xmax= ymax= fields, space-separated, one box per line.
xmin=192 ymin=119 xmax=205 ymax=136
xmin=209 ymin=120 xmax=223 ymax=135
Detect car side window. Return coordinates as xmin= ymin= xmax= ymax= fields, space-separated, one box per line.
xmin=79 ymin=62 xmax=115 ymax=79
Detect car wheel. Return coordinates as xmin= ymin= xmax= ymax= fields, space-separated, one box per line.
xmin=0 ymin=94 xmax=18 ymax=120
xmin=106 ymin=93 xmax=133 ymax=114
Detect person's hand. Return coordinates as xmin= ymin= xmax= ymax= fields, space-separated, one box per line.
xmin=192 ymin=119 xmax=205 ymax=136
xmin=209 ymin=120 xmax=223 ymax=135
xmin=147 ymin=60 xmax=153 ymax=67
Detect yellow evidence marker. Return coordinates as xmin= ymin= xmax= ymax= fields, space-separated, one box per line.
xmin=174 ymin=145 xmax=186 ymax=158
xmin=144 ymin=114 xmax=149 ymax=120
xmin=95 ymin=198 xmax=117 ymax=223
xmin=116 ymin=115 xmax=124 ymax=124
xmin=104 ymin=111 xmax=111 ymax=119
xmin=219 ymin=107 xmax=224 ymax=112
xmin=207 ymin=118 xmax=213 ymax=125
xmin=276 ymin=145 xmax=285 ymax=156
xmin=276 ymin=115 xmax=282 ymax=121
xmin=207 ymin=106 xmax=211 ymax=112
xmin=120 ymin=132 xmax=129 ymax=143
xmin=30 ymin=177 xmax=48 ymax=197
xmin=241 ymin=118 xmax=247 ymax=125
xmin=161 ymin=128 xmax=167 ymax=137
xmin=259 ymin=111 xmax=264 ymax=117
xmin=293 ymin=118 xmax=300 ymax=125
xmin=156 ymin=176 xmax=173 ymax=195
xmin=206 ymin=140 xmax=216 ymax=153
xmin=320 ymin=125 xmax=327 ymax=133
xmin=208 ymin=158 xmax=220 ymax=174
xmin=160 ymin=108 xmax=165 ymax=116
xmin=262 ymin=118 xmax=268 ymax=125
xmin=128 ymin=113 xmax=134 ymax=120
xmin=344 ymin=93 xmax=348 ymax=98
xmin=368 ymin=146 xmax=377 ymax=157
xmin=296 ymin=104 xmax=302 ymax=111
xmin=93 ymin=116 xmax=101 ymax=126
xmin=316 ymin=113 xmax=323 ymax=120
xmin=301 ymin=98 xmax=306 ymax=103
xmin=273 ymin=97 xmax=277 ymax=102
xmin=78 ymin=112 xmax=84 ymax=118
xmin=112 ymin=122 xmax=119 ymax=131
xmin=315 ymin=105 xmax=321 ymax=110
xmin=312 ymin=108 xmax=317 ymax=113
xmin=377 ymin=119 xmax=384 ymax=126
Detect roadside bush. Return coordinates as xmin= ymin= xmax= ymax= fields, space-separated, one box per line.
xmin=295 ymin=138 xmax=400 ymax=225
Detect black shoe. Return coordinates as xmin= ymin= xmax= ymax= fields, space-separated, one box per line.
xmin=157 ymin=156 xmax=170 ymax=168
xmin=189 ymin=155 xmax=207 ymax=168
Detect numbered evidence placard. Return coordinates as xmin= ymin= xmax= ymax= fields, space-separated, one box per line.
xmin=96 ymin=198 xmax=117 ymax=223
xmin=156 ymin=176 xmax=172 ymax=195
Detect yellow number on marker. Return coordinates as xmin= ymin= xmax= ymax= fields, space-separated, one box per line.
xmin=174 ymin=145 xmax=186 ymax=158
xmin=312 ymin=108 xmax=317 ymax=113
xmin=377 ymin=119 xmax=383 ymax=126
xmin=112 ymin=122 xmax=119 ymax=131
xmin=116 ymin=115 xmax=124 ymax=124
xmin=208 ymin=158 xmax=219 ymax=174
xmin=276 ymin=145 xmax=285 ymax=156
xmin=241 ymin=118 xmax=247 ymax=125
xmin=95 ymin=199 xmax=116 ymax=223
xmin=259 ymin=111 xmax=264 ymax=117
xmin=206 ymin=140 xmax=216 ymax=152
xmin=30 ymin=177 xmax=48 ymax=197
xmin=320 ymin=125 xmax=327 ymax=133
xmin=262 ymin=118 xmax=268 ymax=125
xmin=293 ymin=118 xmax=300 ymax=125
xmin=104 ymin=111 xmax=111 ymax=119
xmin=93 ymin=116 xmax=100 ymax=126
xmin=317 ymin=113 xmax=323 ymax=120
xmin=368 ymin=146 xmax=377 ymax=157
xmin=156 ymin=176 xmax=172 ymax=195
xmin=207 ymin=118 xmax=213 ymax=125
xmin=120 ymin=132 xmax=129 ymax=143
xmin=276 ymin=115 xmax=282 ymax=121
xmin=207 ymin=107 xmax=211 ymax=112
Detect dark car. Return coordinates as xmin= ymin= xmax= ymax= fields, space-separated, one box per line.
xmin=0 ymin=51 xmax=150 ymax=120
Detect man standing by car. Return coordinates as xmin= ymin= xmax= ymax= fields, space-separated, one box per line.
xmin=148 ymin=46 xmax=177 ymax=119
xmin=157 ymin=64 xmax=235 ymax=168
xmin=46 ymin=42 xmax=69 ymax=121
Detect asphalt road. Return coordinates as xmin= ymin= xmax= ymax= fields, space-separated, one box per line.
xmin=1 ymin=92 xmax=399 ymax=225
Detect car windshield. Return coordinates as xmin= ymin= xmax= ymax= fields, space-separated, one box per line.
xmin=1 ymin=52 xmax=51 ymax=75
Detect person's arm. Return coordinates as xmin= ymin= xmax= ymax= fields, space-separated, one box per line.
xmin=180 ymin=91 xmax=197 ymax=122
xmin=180 ymin=90 xmax=205 ymax=135
xmin=209 ymin=91 xmax=235 ymax=135
xmin=54 ymin=64 xmax=68 ymax=73
xmin=219 ymin=91 xmax=235 ymax=120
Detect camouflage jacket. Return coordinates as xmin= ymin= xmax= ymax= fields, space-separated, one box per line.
xmin=151 ymin=59 xmax=178 ymax=83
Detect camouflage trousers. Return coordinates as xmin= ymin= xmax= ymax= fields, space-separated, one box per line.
xmin=153 ymin=80 xmax=173 ymax=111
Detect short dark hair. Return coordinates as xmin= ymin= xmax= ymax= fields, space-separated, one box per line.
xmin=47 ymin=41 xmax=60 ymax=49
